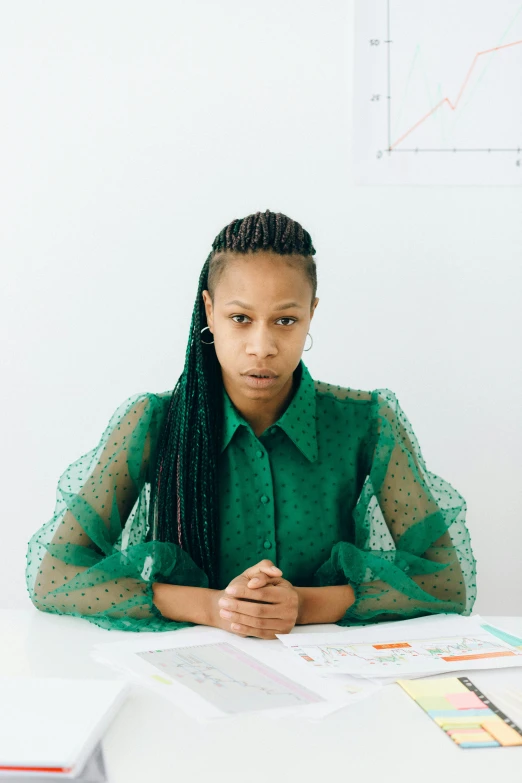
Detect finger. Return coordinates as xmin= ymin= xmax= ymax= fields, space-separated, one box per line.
xmin=242 ymin=560 xmax=282 ymax=580
xmin=224 ymin=583 xmax=286 ymax=604
xmin=229 ymin=623 xmax=282 ymax=640
xmin=226 ymin=565 xmax=281 ymax=593
xmin=223 ymin=612 xmax=291 ymax=632
xmin=225 ymin=573 xmax=277 ymax=594
xmin=219 ymin=596 xmax=290 ymax=620
xmin=247 ymin=572 xmax=277 ymax=588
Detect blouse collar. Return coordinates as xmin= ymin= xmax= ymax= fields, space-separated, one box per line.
xmin=220 ymin=359 xmax=318 ymax=463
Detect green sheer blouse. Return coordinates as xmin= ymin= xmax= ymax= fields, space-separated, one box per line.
xmin=25 ymin=360 xmax=477 ymax=632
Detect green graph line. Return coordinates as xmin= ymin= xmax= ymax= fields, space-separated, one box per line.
xmin=392 ymin=45 xmax=449 ymax=147
xmin=391 ymin=44 xmax=420 ymax=139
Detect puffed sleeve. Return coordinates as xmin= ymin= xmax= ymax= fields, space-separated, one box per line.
xmin=25 ymin=392 xmax=208 ymax=632
xmin=313 ymin=388 xmax=478 ymax=625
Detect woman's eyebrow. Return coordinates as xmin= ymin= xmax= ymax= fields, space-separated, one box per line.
xmin=224 ymin=300 xmax=304 ymax=310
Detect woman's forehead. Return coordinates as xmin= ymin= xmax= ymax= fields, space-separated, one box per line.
xmin=217 ymin=254 xmax=308 ymax=287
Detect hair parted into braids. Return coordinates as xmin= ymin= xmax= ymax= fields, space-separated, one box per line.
xmin=148 ymin=209 xmax=317 ymax=587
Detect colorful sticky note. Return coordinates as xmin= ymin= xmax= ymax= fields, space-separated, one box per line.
xmin=428 ymin=709 xmax=495 ymax=718
xmin=459 ymin=741 xmax=500 ymax=748
xmin=398 ymin=676 xmax=522 ymax=750
xmin=396 ymin=677 xmax=468 ymax=697
xmin=481 ymin=719 xmax=522 ymax=747
xmin=415 ymin=696 xmax=454 ymax=711
xmin=446 ymin=692 xmax=488 ymax=710
xmin=446 ymin=728 xmax=487 ymax=735
xmin=451 ymin=731 xmax=495 ymax=743
xmin=442 ymin=723 xmax=482 ymax=730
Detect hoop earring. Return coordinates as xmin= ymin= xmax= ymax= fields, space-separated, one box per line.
xmin=303 ymin=332 xmax=313 ymax=351
xmin=200 ymin=326 xmax=215 ymax=345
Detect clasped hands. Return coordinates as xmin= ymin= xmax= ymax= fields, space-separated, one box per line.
xmin=211 ymin=559 xmax=301 ymax=640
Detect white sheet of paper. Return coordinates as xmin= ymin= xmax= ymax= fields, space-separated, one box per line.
xmin=276 ymin=614 xmax=522 ymax=678
xmin=91 ymin=627 xmax=383 ymax=722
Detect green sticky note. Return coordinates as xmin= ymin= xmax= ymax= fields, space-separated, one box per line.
xmin=416 ymin=695 xmax=454 ymax=711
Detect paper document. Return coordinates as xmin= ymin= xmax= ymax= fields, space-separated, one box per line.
xmin=91 ymin=627 xmax=383 ymax=721
xmin=276 ymin=615 xmax=522 ymax=678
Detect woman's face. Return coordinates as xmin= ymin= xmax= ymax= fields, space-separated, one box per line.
xmin=202 ymin=251 xmax=319 ymax=403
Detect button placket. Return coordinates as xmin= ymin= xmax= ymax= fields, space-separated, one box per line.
xmin=255 ymin=436 xmax=276 ymax=560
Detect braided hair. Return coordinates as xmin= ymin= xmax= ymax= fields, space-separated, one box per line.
xmin=148 ymin=209 xmax=317 ymax=587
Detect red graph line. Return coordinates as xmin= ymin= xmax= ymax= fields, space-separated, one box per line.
xmin=390 ymin=38 xmax=522 ymax=150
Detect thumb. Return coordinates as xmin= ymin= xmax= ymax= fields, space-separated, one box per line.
xmin=246 ymin=567 xmax=283 ymax=589
xmin=246 ymin=571 xmax=277 ymax=588
xmin=243 ymin=561 xmax=282 ymax=580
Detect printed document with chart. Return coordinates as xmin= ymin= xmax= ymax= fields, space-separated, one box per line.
xmin=276 ymin=615 xmax=522 ymax=678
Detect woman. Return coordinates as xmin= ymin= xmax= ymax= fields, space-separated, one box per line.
xmin=25 ymin=210 xmax=477 ymax=637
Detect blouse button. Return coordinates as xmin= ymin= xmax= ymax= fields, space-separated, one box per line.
xmin=263 ymin=540 xmax=272 ymax=550
xmin=256 ymin=450 xmax=263 ymax=458
xmin=270 ymin=427 xmax=277 ymax=435
xmin=260 ymin=495 xmax=269 ymax=504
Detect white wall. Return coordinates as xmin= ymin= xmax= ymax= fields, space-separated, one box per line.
xmin=2 ymin=1 xmax=521 ymax=614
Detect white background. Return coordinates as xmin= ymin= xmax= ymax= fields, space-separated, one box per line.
xmin=1 ymin=1 xmax=521 ymax=614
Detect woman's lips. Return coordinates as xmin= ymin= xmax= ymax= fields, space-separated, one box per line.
xmin=243 ymin=375 xmax=278 ymax=389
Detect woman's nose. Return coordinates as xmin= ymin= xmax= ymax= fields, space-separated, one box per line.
xmin=246 ymin=326 xmax=277 ymax=355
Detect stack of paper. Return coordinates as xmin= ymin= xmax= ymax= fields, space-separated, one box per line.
xmin=0 ymin=677 xmax=129 ymax=781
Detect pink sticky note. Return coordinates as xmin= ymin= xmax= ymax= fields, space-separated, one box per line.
xmin=446 ymin=728 xmax=485 ymax=735
xmin=446 ymin=692 xmax=487 ymax=709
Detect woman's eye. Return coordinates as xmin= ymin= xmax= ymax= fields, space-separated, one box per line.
xmin=230 ymin=315 xmax=297 ymax=326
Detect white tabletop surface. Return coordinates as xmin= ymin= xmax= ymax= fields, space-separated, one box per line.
xmin=2 ymin=609 xmax=521 ymax=783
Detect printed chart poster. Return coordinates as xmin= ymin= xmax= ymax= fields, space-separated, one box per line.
xmin=353 ymin=0 xmax=522 ymax=184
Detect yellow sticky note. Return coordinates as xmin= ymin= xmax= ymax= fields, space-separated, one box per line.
xmin=397 ymin=677 xmax=468 ymax=698
xmin=451 ymin=731 xmax=495 ymax=744
xmin=442 ymin=723 xmax=483 ymax=730
xmin=434 ymin=715 xmax=482 ymax=727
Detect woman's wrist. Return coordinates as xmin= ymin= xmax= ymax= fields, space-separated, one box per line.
xmin=294 ymin=584 xmax=356 ymax=625
xmin=151 ymin=583 xmax=219 ymax=626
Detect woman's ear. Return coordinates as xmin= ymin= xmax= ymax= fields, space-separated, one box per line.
xmin=201 ymin=290 xmax=214 ymax=331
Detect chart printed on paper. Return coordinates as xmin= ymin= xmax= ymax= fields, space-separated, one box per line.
xmin=135 ymin=642 xmax=324 ymax=714
xmin=288 ymin=634 xmax=522 ymax=676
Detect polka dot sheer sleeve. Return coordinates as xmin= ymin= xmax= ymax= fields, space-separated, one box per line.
xmin=25 ymin=393 xmax=208 ymax=632
xmin=314 ymin=389 xmax=477 ymax=625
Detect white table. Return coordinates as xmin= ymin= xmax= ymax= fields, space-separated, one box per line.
xmin=2 ymin=609 xmax=521 ymax=783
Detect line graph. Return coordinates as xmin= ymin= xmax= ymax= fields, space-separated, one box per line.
xmin=289 ymin=634 xmax=522 ymax=676
xmin=390 ymin=38 xmax=522 ymax=150
xmin=354 ymin=0 xmax=522 ymax=184
xmin=136 ymin=642 xmax=323 ymax=714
